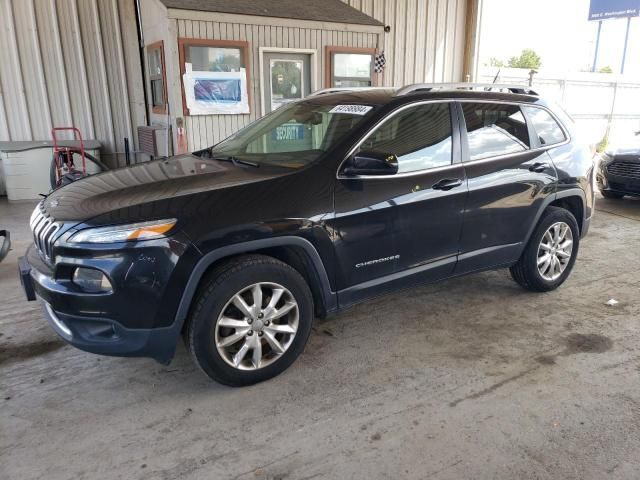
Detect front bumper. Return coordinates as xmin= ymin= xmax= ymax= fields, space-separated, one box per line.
xmin=597 ymin=159 xmax=640 ymax=196
xmin=39 ymin=300 xmax=179 ymax=364
xmin=18 ymin=237 xmax=200 ymax=364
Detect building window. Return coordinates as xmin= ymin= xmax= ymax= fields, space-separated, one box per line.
xmin=325 ymin=47 xmax=375 ymax=88
xmin=147 ymin=41 xmax=167 ymax=114
xmin=178 ymin=39 xmax=251 ymax=115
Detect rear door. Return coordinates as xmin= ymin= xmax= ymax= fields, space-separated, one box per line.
xmin=455 ymin=101 xmax=557 ymax=274
xmin=330 ymin=101 xmax=467 ymax=304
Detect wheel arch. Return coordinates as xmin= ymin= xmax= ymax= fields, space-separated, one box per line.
xmin=175 ymin=237 xmax=337 ymax=334
xmin=523 ymin=188 xmax=586 ymax=248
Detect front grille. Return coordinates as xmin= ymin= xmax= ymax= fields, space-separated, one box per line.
xmin=30 ymin=205 xmax=61 ymax=263
xmin=607 ymin=160 xmax=640 ymax=180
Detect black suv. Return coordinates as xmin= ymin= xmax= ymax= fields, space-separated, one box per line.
xmin=19 ymin=84 xmax=595 ymax=386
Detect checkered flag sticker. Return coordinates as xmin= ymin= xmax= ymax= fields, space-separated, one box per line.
xmin=374 ymin=51 xmax=386 ymax=73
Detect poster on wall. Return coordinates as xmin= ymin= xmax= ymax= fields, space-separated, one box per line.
xmin=183 ymin=64 xmax=250 ymax=115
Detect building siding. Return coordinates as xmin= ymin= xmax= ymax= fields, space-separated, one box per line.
xmin=0 ymin=0 xmax=146 ymax=167
xmin=172 ymin=18 xmax=379 ymax=151
xmin=0 ymin=0 xmax=469 ymax=164
xmin=157 ymin=0 xmax=468 ymax=152
xmin=342 ymin=0 xmax=467 ymax=86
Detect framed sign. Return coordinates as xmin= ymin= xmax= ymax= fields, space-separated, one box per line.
xmin=183 ymin=66 xmax=250 ymax=115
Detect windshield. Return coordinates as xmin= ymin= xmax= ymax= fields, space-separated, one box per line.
xmin=210 ymin=100 xmax=375 ymax=169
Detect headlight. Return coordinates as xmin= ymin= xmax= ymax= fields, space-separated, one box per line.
xmin=69 ymin=219 xmax=177 ymax=243
xmin=73 ymin=267 xmax=112 ymax=293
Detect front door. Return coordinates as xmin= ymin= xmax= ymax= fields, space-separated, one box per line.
xmin=330 ymin=101 xmax=467 ymax=306
xmin=263 ymin=52 xmax=312 ymax=113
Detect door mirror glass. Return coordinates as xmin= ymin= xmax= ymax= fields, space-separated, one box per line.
xmin=343 ymin=151 xmax=399 ymax=176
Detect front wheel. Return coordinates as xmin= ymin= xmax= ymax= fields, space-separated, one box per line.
xmin=186 ymin=255 xmax=313 ymax=386
xmin=510 ymin=207 xmax=580 ymax=292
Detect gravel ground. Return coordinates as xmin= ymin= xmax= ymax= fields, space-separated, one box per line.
xmin=1 ymin=195 xmax=639 ymax=480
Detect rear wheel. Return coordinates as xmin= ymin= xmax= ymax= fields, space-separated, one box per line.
xmin=600 ymin=190 xmax=624 ymax=199
xmin=510 ymin=207 xmax=580 ymax=292
xmin=186 ymin=255 xmax=313 ymax=386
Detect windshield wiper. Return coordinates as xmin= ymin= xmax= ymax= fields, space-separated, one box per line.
xmin=210 ymin=155 xmax=259 ymax=168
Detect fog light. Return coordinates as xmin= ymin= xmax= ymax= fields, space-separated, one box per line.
xmin=72 ymin=267 xmax=112 ymax=293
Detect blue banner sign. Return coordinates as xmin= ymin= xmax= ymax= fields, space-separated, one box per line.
xmin=589 ymin=0 xmax=640 ymax=20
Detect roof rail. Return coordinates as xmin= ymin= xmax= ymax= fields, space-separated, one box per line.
xmin=308 ymin=87 xmax=390 ymax=97
xmin=395 ymin=83 xmax=539 ymax=96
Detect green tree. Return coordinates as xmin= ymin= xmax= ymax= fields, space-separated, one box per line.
xmin=507 ymin=49 xmax=542 ymax=69
xmin=598 ymin=65 xmax=613 ymax=73
xmin=489 ymin=57 xmax=504 ymax=67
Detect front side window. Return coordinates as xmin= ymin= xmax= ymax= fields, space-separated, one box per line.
xmin=359 ymin=102 xmax=453 ymax=173
xmin=522 ymin=106 xmax=566 ymax=146
xmin=462 ymin=103 xmax=530 ymax=161
xmin=212 ymin=100 xmax=374 ymax=169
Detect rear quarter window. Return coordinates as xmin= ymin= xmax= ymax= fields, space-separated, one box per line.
xmin=461 ymin=103 xmax=530 ymax=161
xmin=522 ymin=106 xmax=566 ymax=146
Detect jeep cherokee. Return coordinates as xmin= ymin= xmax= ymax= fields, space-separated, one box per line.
xmin=18 ymin=83 xmax=595 ymax=386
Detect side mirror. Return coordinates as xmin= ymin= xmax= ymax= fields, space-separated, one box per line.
xmin=343 ymin=151 xmax=399 ymax=176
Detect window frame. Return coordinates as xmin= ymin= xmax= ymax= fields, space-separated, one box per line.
xmin=178 ymin=38 xmax=252 ymax=116
xmin=147 ymin=41 xmax=167 ymax=114
xmin=324 ymin=46 xmax=377 ymax=88
xmin=337 ymin=100 xmax=461 ymax=179
xmin=456 ymin=100 xmax=571 ymax=164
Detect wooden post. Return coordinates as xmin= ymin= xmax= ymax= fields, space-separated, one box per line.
xmin=462 ymin=0 xmax=480 ymax=83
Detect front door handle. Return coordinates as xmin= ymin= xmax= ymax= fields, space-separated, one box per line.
xmin=432 ymin=178 xmax=463 ymax=191
xmin=529 ymin=162 xmax=549 ymax=173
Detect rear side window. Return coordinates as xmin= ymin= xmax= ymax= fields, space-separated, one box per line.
xmin=359 ymin=102 xmax=452 ymax=173
xmin=461 ymin=103 xmax=530 ymax=161
xmin=522 ymin=106 xmax=566 ymax=146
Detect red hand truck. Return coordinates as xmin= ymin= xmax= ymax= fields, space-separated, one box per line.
xmin=51 ymin=127 xmax=87 ymax=189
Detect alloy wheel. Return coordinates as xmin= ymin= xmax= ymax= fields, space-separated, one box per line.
xmin=214 ymin=282 xmax=299 ymax=370
xmin=537 ymin=221 xmax=574 ymax=281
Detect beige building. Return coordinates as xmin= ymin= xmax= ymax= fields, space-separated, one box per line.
xmin=0 ymin=0 xmax=479 ymax=169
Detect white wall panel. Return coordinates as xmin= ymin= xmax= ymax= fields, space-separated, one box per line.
xmin=0 ymin=0 xmax=146 ymax=167
xmin=342 ymin=0 xmax=467 ymax=85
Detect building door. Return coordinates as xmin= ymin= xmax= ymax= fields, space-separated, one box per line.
xmin=263 ymin=52 xmax=312 ymax=113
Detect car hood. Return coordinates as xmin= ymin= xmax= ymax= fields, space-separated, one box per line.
xmin=606 ymin=140 xmax=640 ymax=157
xmin=42 ymin=154 xmax=288 ymax=222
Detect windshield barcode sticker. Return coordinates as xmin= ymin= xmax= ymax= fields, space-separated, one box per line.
xmin=329 ymin=105 xmax=373 ymax=116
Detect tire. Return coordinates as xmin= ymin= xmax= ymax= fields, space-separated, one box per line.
xmin=600 ymin=190 xmax=624 ymax=199
xmin=185 ymin=254 xmax=314 ymax=386
xmin=510 ymin=206 xmax=580 ymax=292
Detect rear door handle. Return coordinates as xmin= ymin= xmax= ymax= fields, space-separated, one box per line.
xmin=432 ymin=178 xmax=463 ymax=191
xmin=529 ymin=162 xmax=549 ymax=173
